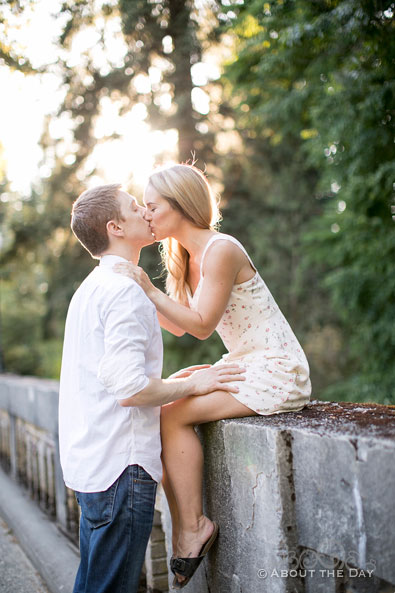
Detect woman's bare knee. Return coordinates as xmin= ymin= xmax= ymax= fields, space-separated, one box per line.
xmin=161 ymin=397 xmax=202 ymax=429
xmin=160 ymin=400 xmax=188 ymax=429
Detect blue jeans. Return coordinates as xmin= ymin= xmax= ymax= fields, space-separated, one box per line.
xmin=73 ymin=465 xmax=157 ymax=593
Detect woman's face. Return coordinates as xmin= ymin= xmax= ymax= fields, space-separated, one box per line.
xmin=143 ymin=183 xmax=184 ymax=241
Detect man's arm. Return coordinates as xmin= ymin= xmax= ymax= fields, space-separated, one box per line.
xmin=118 ymin=364 xmax=246 ymax=407
xmin=98 ymin=282 xmax=245 ymax=407
xmin=98 ymin=283 xmax=159 ymax=400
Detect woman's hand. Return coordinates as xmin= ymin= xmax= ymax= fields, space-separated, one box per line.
xmin=168 ymin=364 xmax=212 ymax=380
xmin=113 ymin=262 xmax=156 ymax=299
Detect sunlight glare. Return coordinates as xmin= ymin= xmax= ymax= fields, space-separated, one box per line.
xmin=149 ymin=67 xmax=162 ymax=85
xmin=155 ymin=93 xmax=172 ymax=111
xmin=0 ymin=69 xmax=65 ymax=193
xmin=84 ymin=127 xmax=178 ymax=192
xmin=162 ymin=35 xmax=174 ymax=54
xmin=191 ymin=62 xmax=220 ymax=86
xmin=1 ymin=0 xmax=66 ymax=68
xmin=0 ymin=1 xmax=178 ymax=198
xmin=134 ymin=74 xmax=152 ymax=94
xmin=192 ymin=87 xmax=210 ymax=115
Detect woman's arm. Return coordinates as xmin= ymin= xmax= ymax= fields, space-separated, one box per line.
xmin=157 ymin=311 xmax=185 ymax=337
xmin=151 ymin=245 xmax=237 ymax=338
xmin=115 ymin=241 xmax=243 ymax=339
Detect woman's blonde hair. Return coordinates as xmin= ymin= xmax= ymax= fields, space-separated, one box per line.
xmin=148 ymin=163 xmax=221 ymax=303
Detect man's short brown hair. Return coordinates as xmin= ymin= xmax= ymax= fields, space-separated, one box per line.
xmin=71 ymin=184 xmax=123 ymax=257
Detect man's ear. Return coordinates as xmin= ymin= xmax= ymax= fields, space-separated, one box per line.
xmin=106 ymin=219 xmax=124 ymax=238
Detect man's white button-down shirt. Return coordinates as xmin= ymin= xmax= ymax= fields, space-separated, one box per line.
xmin=59 ymin=255 xmax=163 ymax=492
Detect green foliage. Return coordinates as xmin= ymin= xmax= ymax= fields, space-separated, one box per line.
xmin=139 ymin=243 xmax=227 ymax=375
xmin=1 ymin=274 xmax=43 ymax=375
xmin=0 ymin=0 xmax=223 ymax=377
xmin=1 ymin=0 xmax=394 ymax=406
xmin=162 ymin=331 xmax=226 ymax=378
xmin=36 ymin=339 xmax=64 ymax=378
xmin=224 ymin=0 xmax=395 ymax=402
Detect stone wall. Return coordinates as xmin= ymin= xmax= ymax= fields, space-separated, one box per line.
xmin=1 ymin=374 xmax=395 ymax=593
xmin=0 ymin=375 xmax=71 ymax=535
xmin=165 ymin=401 xmax=395 ymax=593
xmin=0 ymin=374 xmax=166 ymax=592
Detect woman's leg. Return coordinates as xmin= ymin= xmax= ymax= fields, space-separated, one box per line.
xmin=160 ymin=391 xmax=256 ymax=566
xmin=161 ymin=458 xmax=180 ymax=552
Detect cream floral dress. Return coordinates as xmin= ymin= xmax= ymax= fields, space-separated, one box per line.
xmin=187 ymin=234 xmax=311 ymax=415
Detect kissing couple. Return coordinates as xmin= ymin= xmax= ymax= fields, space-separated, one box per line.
xmin=59 ymin=163 xmax=311 ymax=592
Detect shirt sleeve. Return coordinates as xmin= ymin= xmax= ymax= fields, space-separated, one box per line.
xmin=97 ymin=283 xmax=154 ymax=400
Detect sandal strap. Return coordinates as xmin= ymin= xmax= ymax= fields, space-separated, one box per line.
xmin=170 ymin=555 xmax=204 ymax=578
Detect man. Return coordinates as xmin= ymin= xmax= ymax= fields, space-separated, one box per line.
xmin=58 ymin=184 xmax=243 ymax=593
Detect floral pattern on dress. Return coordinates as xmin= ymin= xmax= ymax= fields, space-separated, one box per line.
xmin=187 ymin=234 xmax=311 ymax=416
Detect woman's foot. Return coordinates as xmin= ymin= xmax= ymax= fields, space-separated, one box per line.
xmin=173 ymin=517 xmax=216 ymax=586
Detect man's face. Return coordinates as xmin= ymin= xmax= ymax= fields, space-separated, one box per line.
xmin=116 ymin=190 xmax=154 ymax=247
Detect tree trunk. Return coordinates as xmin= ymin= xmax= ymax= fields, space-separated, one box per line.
xmin=168 ymin=0 xmax=198 ymax=161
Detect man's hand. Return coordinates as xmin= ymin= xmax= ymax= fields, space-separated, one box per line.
xmin=185 ymin=363 xmax=246 ymax=395
xmin=118 ymin=364 xmax=246 ymax=408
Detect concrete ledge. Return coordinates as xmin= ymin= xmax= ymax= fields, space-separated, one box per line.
xmin=0 ymin=465 xmax=79 ymax=593
xmin=0 ymin=375 xmax=60 ymax=434
xmin=1 ymin=374 xmax=395 ymax=593
xmin=157 ymin=400 xmax=395 ymax=593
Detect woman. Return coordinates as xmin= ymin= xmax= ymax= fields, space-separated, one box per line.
xmin=115 ymin=163 xmax=311 ymax=588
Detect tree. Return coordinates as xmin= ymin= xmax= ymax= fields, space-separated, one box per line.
xmin=0 ymin=0 xmax=232 ymax=376
xmin=0 ymin=0 xmax=35 ymax=72
xmin=224 ymin=0 xmax=395 ymax=402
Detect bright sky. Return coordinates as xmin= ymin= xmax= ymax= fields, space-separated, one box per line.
xmin=0 ymin=0 xmax=219 ymax=196
xmin=0 ymin=0 xmax=65 ymax=193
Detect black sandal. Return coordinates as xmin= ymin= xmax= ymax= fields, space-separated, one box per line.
xmin=170 ymin=522 xmax=219 ymax=589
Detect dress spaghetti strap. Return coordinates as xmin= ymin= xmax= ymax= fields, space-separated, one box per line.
xmin=199 ymin=233 xmax=256 ymax=277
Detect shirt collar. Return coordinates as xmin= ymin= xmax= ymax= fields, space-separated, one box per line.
xmin=99 ymin=254 xmax=129 ymax=267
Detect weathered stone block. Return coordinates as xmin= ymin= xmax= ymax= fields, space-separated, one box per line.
xmin=150 ymin=524 xmax=166 ymax=544
xmin=292 ymin=431 xmax=395 ymax=584
xmin=196 ymin=420 xmax=302 ymax=593
xmin=149 ymin=540 xmax=166 ymax=560
xmin=156 ymin=401 xmax=395 ymax=593
xmin=357 ymin=444 xmax=395 ymax=584
xmin=302 ymin=551 xmax=337 ymax=593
